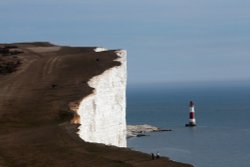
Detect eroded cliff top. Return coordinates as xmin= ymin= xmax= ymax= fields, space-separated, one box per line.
xmin=0 ymin=42 xmax=121 ymax=127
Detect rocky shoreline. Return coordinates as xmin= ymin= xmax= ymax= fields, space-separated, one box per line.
xmin=127 ymin=124 xmax=172 ymax=138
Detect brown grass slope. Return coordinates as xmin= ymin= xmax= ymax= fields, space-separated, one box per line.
xmin=0 ymin=42 xmax=193 ymax=167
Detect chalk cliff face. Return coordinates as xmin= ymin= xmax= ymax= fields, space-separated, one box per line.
xmin=77 ymin=49 xmax=127 ymax=147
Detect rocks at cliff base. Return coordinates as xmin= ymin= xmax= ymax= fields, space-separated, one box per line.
xmin=127 ymin=124 xmax=172 ymax=138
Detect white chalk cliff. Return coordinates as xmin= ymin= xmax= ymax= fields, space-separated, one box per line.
xmin=77 ymin=49 xmax=127 ymax=147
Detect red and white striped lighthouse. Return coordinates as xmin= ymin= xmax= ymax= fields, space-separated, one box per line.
xmin=186 ymin=101 xmax=197 ymax=127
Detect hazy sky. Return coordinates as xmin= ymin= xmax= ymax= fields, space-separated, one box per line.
xmin=1 ymin=0 xmax=250 ymax=85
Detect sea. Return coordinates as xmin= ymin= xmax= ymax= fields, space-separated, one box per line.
xmin=127 ymin=82 xmax=250 ymax=167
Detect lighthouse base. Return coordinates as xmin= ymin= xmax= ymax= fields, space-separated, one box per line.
xmin=185 ymin=122 xmax=196 ymax=127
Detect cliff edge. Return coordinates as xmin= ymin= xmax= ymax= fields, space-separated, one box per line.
xmin=0 ymin=42 xmax=193 ymax=167
xmin=77 ymin=49 xmax=127 ymax=147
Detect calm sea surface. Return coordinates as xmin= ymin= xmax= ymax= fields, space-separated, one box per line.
xmin=127 ymin=83 xmax=250 ymax=167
